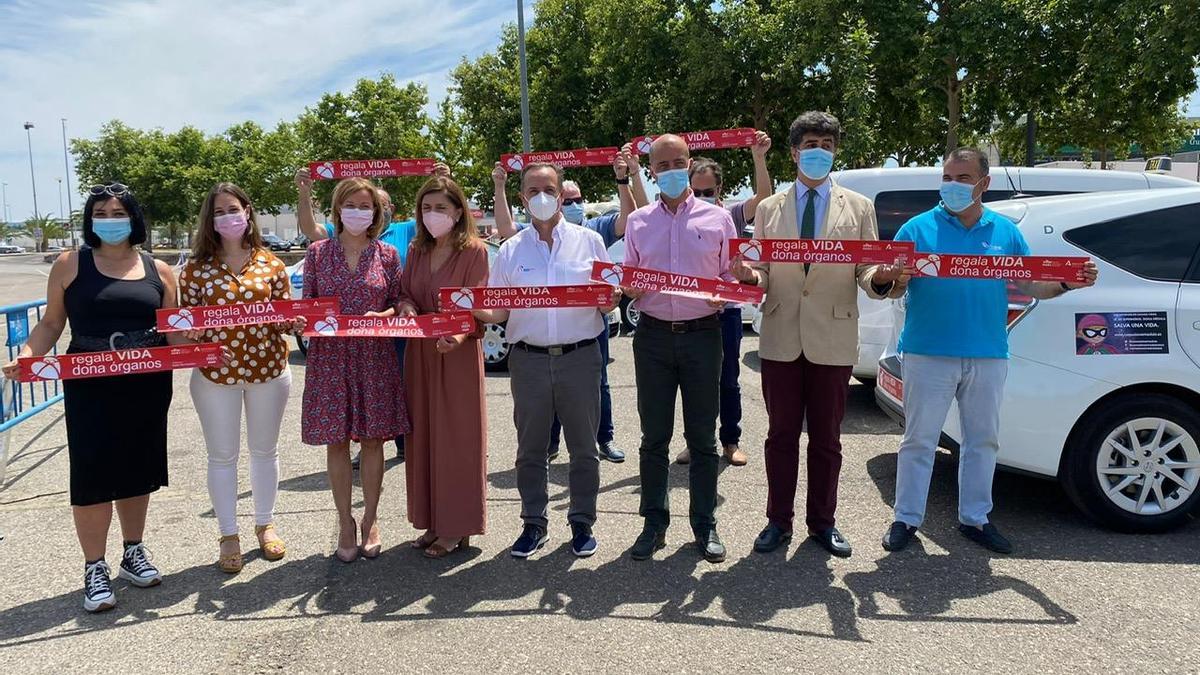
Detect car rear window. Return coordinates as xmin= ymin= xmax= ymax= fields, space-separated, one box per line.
xmin=1063 ymin=204 xmax=1200 ymax=282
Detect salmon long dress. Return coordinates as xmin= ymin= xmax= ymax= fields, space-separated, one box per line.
xmin=400 ymin=239 xmax=489 ymax=538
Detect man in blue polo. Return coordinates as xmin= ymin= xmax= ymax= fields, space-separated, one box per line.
xmin=882 ymin=147 xmax=1097 ymax=555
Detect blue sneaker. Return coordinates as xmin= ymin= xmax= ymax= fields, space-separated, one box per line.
xmin=571 ymin=523 xmax=598 ymax=557
xmin=510 ymin=525 xmax=548 ymax=558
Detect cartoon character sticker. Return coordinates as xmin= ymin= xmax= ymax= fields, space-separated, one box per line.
xmin=1075 ymin=314 xmax=1119 ymax=355
xmin=1074 ymin=311 xmax=1169 ymax=355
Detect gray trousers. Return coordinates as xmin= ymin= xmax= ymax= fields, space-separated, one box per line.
xmin=509 ymin=342 xmax=602 ymax=529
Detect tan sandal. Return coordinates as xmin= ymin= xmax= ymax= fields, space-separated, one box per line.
xmin=410 ymin=531 xmax=437 ymax=550
xmin=255 ymin=524 xmax=286 ymax=562
xmin=424 ymin=537 xmax=470 ymax=559
xmin=217 ymin=534 xmax=243 ymax=574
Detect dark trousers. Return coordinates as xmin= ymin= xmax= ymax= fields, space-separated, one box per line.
xmin=394 ymin=338 xmax=407 ymax=449
xmin=719 ymin=307 xmax=743 ymax=446
xmin=761 ymin=353 xmax=851 ymax=533
xmin=633 ymin=320 xmax=722 ymax=535
xmin=550 ymin=327 xmax=613 ymax=446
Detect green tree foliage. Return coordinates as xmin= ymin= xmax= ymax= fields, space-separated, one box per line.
xmin=21 ymin=214 xmax=66 ymax=252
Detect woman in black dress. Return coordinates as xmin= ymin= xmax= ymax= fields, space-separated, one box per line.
xmin=3 ymin=184 xmax=185 ymax=613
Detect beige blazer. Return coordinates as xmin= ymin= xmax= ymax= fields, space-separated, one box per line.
xmin=752 ymin=180 xmax=904 ymax=366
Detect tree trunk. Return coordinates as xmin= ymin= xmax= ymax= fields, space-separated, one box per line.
xmin=1099 ymin=145 xmax=1108 ymax=170
xmin=945 ymin=75 xmax=960 ymax=155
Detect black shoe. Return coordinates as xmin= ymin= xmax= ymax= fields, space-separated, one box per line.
xmin=695 ymin=529 xmax=726 ymax=563
xmin=810 ymin=527 xmax=852 ymax=558
xmin=510 ymin=525 xmax=548 ymax=558
xmin=629 ymin=526 xmax=666 ymax=560
xmin=753 ymin=523 xmax=792 ymax=553
xmin=83 ymin=560 xmax=116 ymax=613
xmin=119 ymin=542 xmax=162 ymax=586
xmin=570 ymin=522 xmax=598 ymax=557
xmin=882 ymin=521 xmax=918 ymax=552
xmin=959 ymin=523 xmax=1013 ymax=554
xmin=598 ymin=442 xmax=626 ymax=463
xmin=547 ymin=444 xmax=560 ymax=462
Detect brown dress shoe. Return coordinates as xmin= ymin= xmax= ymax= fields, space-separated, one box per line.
xmin=675 ymin=448 xmax=691 ymax=464
xmin=723 ymin=444 xmax=748 ymax=466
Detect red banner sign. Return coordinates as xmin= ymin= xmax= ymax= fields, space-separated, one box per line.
xmin=18 ymin=343 xmax=223 ymax=382
xmin=500 ymin=147 xmax=620 ymax=173
xmin=308 ymin=159 xmax=438 ymax=180
xmin=590 ymin=261 xmax=764 ymax=304
xmin=911 ymin=254 xmax=1090 ymax=282
xmin=302 ymin=312 xmax=475 ymax=338
xmin=157 ymin=298 xmax=339 ymax=332
xmin=439 ymin=285 xmax=616 ymax=310
xmin=631 ymin=128 xmax=757 ymax=156
xmin=730 ymin=238 xmax=915 ymax=265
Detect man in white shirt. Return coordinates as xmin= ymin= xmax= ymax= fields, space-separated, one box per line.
xmin=473 ymin=162 xmax=620 ymax=560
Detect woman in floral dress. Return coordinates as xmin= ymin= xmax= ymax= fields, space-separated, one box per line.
xmin=301 ymin=177 xmax=410 ymax=562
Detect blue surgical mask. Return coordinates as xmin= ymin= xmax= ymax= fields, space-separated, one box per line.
xmin=797 ymin=147 xmax=834 ymax=181
xmin=656 ymin=169 xmax=690 ymax=199
xmin=92 ymin=217 xmax=132 ymax=245
xmin=562 ymin=203 xmax=586 ymax=224
xmin=940 ymin=179 xmax=981 ymax=214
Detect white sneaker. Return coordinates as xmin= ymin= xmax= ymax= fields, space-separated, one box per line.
xmin=118 ymin=543 xmax=162 ymax=587
xmin=83 ymin=560 xmax=116 ymax=612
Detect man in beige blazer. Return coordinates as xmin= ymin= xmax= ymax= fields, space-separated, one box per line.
xmin=731 ymin=111 xmax=909 ymax=557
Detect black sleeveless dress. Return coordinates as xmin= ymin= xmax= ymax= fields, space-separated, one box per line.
xmin=63 ymin=249 xmax=172 ymax=506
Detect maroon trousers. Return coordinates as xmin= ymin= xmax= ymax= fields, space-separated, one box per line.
xmin=761 ymin=353 xmax=851 ymax=533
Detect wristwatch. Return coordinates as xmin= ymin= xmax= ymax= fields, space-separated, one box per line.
xmin=615 ymin=177 xmax=630 ymax=185
xmin=1060 ymin=282 xmax=1071 ymax=292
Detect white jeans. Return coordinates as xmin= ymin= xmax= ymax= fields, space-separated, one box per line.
xmin=894 ymin=354 xmax=1008 ymax=528
xmin=190 ymin=369 xmax=292 ymax=536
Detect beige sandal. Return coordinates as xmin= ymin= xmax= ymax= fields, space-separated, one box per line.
xmin=218 ymin=534 xmax=243 ymax=574
xmin=256 ymin=524 xmax=286 ymax=562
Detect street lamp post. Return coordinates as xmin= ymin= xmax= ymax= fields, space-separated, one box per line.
xmin=1 ymin=181 xmax=8 ymax=225
xmin=516 ymin=0 xmax=531 ymax=153
xmin=23 ymin=122 xmax=40 ymax=220
xmin=61 ymin=118 xmax=76 ymax=248
xmin=57 ymin=178 xmax=65 ymax=246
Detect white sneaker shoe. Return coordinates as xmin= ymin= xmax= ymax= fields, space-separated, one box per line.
xmin=118 ymin=542 xmax=162 ymax=587
xmin=83 ymin=560 xmax=116 ymax=612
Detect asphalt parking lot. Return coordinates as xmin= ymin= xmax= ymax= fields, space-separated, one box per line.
xmin=0 ymin=252 xmax=1197 ymax=673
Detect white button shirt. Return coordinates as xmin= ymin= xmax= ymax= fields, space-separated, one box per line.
xmin=489 ymin=217 xmax=612 ymax=347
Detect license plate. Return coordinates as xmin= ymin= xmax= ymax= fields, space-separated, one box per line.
xmin=879 ymin=367 xmax=903 ymax=401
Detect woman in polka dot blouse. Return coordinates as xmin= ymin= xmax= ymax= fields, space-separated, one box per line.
xmin=180 ymin=183 xmax=303 ymax=574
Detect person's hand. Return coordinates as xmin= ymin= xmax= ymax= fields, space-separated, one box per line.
xmin=183 ymin=329 xmax=206 ymax=342
xmin=751 ymin=130 xmax=771 ymax=159
xmin=289 ymin=316 xmax=307 ymax=335
xmin=294 ymin=168 xmax=313 ymax=193
xmin=1066 ymin=260 xmax=1099 ymax=289
xmin=363 ymin=310 xmax=388 ymax=318
xmin=435 ymin=335 xmax=462 ymax=354
xmin=874 ymin=262 xmax=916 ymax=285
xmin=220 ymin=345 xmax=235 ymax=367
xmin=614 ymin=147 xmax=631 ymax=180
xmin=599 ymin=287 xmax=623 ymax=314
xmin=432 ymin=162 xmax=451 ymax=179
xmin=623 ymin=142 xmax=640 ymax=171
xmin=492 ymin=162 xmax=507 ymax=188
xmin=621 ymin=285 xmax=645 ymax=300
xmin=2 ymin=360 xmax=21 ymax=381
xmin=705 ymin=295 xmax=727 ymax=309
xmin=730 ymin=256 xmax=758 ymax=284
xmin=396 ymin=303 xmax=418 ymax=318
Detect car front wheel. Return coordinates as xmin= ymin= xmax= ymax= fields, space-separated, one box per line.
xmin=1061 ymin=393 xmax=1200 ymax=533
xmin=482 ymin=322 xmax=510 ymax=372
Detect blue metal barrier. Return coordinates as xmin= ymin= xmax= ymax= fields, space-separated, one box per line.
xmin=2 ymin=299 xmax=63 ymax=484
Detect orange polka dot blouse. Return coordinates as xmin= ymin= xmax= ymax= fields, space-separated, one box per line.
xmin=180 ymin=248 xmax=292 ymax=385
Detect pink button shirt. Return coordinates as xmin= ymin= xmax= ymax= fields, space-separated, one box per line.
xmin=625 ymin=194 xmax=738 ymax=321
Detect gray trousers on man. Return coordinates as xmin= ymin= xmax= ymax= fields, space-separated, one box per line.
xmin=509 ymin=342 xmax=602 ymax=529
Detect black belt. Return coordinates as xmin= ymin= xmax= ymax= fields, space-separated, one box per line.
xmin=70 ymin=328 xmax=165 ymax=352
xmin=514 ymin=337 xmax=597 ymax=356
xmin=640 ymin=314 xmax=720 ymax=334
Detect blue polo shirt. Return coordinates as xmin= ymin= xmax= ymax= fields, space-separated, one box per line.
xmin=323 ymin=219 xmax=418 ymax=265
xmin=517 ymin=212 xmax=621 ymax=248
xmin=895 ymin=204 xmax=1031 ymax=359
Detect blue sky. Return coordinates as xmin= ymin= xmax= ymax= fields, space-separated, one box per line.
xmin=0 ymin=0 xmax=1196 ymax=222
xmin=0 ymin=0 xmax=535 ymax=222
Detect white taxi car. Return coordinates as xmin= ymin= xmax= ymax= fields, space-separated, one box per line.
xmin=876 ymin=188 xmax=1200 ymax=533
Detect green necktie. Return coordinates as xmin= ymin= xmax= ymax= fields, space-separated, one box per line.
xmin=801 ymin=188 xmax=816 ymax=274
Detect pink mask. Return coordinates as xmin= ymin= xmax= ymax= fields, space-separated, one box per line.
xmin=213 ymin=213 xmax=248 ymax=240
xmin=340 ymin=207 xmax=374 ymax=235
xmin=423 ymin=211 xmax=455 ymax=238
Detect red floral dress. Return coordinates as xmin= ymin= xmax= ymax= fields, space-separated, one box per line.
xmin=301 ymin=237 xmax=410 ymax=445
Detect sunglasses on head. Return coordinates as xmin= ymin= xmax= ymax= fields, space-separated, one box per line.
xmin=562 ymin=198 xmax=584 ymax=206
xmin=89 ymin=183 xmax=130 ymax=197
xmin=692 ymin=188 xmax=718 ymax=198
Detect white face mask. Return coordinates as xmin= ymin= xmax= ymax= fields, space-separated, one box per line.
xmin=526 ymin=192 xmax=560 ymax=222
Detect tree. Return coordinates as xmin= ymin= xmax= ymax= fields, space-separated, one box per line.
xmin=296 ymin=74 xmax=434 ymax=218
xmin=428 ymin=95 xmax=491 ymax=207
xmin=21 ymin=214 xmax=66 ymax=252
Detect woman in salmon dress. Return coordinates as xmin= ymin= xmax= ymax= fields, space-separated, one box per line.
xmin=397 ymin=175 xmax=489 ymax=558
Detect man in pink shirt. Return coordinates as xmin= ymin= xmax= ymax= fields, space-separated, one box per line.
xmin=621 ymin=134 xmax=738 ymax=564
